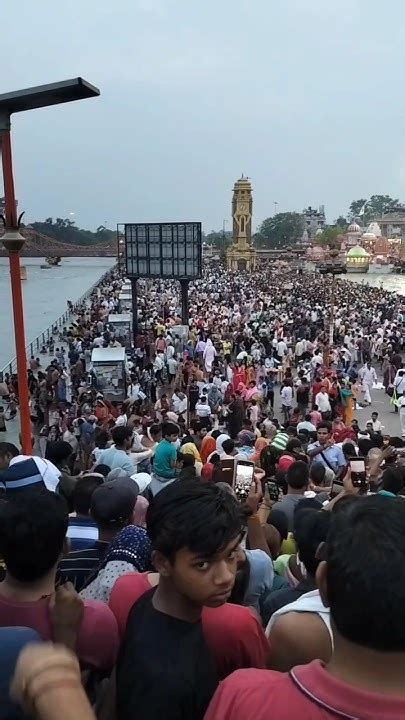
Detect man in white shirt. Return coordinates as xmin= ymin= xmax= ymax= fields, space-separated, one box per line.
xmin=368 ymin=411 xmax=382 ymax=433
xmin=359 ymin=362 xmax=377 ymax=405
xmin=195 ymin=396 xmax=212 ymax=428
xmin=315 ymin=389 xmax=331 ymax=419
xmin=277 ymin=339 xmax=288 ymax=358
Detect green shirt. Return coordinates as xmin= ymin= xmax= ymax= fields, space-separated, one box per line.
xmin=154 ymin=439 xmax=177 ymax=479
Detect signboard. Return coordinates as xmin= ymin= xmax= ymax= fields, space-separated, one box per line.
xmin=124 ymin=222 xmax=202 ymax=280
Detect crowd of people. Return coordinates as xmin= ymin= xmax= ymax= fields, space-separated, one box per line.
xmin=0 ymin=262 xmax=405 ymax=719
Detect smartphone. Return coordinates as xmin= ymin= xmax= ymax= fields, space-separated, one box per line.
xmin=266 ymin=481 xmax=279 ymax=503
xmin=220 ymin=459 xmax=236 ymax=487
xmin=234 ymin=461 xmax=255 ymax=500
xmin=349 ymin=456 xmax=366 ymax=487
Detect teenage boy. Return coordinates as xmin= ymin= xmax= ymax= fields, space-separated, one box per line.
xmin=205 ymin=496 xmax=405 ymax=719
xmin=114 ymin=482 xmax=245 ymax=720
xmin=150 ymin=422 xmax=180 ymax=496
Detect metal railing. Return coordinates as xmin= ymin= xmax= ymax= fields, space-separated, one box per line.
xmin=1 ymin=265 xmax=117 ymax=376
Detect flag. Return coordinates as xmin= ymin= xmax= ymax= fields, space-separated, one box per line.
xmin=359 ymin=202 xmax=367 ymax=216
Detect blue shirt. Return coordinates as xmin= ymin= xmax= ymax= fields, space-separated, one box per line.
xmin=307 ymin=442 xmax=346 ymax=473
xmin=97 ymin=447 xmax=134 ymax=475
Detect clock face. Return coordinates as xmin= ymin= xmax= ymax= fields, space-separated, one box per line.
xmin=239 ymin=203 xmax=247 ymax=213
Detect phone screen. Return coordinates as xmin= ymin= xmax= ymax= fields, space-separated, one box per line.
xmin=350 ymin=459 xmax=365 ymax=473
xmin=235 ymin=462 xmax=254 ymax=499
xmin=267 ymin=481 xmax=279 ymax=502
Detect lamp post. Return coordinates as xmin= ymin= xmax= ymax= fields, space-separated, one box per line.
xmin=0 ymin=78 xmax=100 ymax=454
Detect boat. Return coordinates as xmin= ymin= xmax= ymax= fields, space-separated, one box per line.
xmin=40 ymin=256 xmax=61 ymax=269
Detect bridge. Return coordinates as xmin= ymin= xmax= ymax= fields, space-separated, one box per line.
xmin=0 ymin=228 xmax=117 ymax=257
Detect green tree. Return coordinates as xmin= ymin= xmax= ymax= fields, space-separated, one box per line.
xmin=256 ymin=212 xmax=304 ymax=249
xmin=349 ymin=199 xmax=367 ymax=219
xmin=335 ymin=215 xmax=348 ymax=228
xmin=349 ymin=195 xmax=399 ymax=222
xmin=316 ymin=226 xmax=345 ymax=246
xmin=205 ymin=229 xmax=233 ymax=260
xmin=30 ymin=218 xmax=116 ymax=246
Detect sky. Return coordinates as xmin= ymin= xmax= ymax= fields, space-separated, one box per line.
xmin=2 ymin=0 xmax=405 ymax=233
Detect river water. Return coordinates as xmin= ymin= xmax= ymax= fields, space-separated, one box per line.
xmin=339 ymin=272 xmax=405 ymax=295
xmin=0 ymin=257 xmax=114 ymax=369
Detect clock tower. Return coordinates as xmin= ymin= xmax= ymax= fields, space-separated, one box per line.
xmin=226 ymin=175 xmax=256 ymax=271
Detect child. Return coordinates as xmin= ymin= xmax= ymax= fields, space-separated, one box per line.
xmin=114 ymin=482 xmax=245 ymax=720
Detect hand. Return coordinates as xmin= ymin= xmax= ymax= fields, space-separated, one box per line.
xmin=342 ymin=467 xmax=359 ymax=495
xmin=10 ymin=642 xmax=80 ymax=713
xmin=49 ymin=583 xmax=84 ymax=646
xmin=245 ymin=477 xmax=263 ymax=514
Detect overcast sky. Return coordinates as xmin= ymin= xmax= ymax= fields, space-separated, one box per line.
xmin=2 ymin=0 xmax=405 ymax=232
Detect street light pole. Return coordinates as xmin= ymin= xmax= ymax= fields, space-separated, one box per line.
xmin=1 ymin=130 xmax=31 ymax=453
xmin=0 ymin=78 xmax=100 ymax=455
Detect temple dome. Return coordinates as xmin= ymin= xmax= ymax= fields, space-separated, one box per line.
xmin=347 ymin=245 xmax=370 ymax=258
xmin=348 ymin=222 xmax=361 ymax=233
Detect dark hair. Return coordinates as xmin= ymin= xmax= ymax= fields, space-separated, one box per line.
xmin=73 ymin=474 xmax=104 ymax=515
xmin=381 ymin=467 xmax=404 ymax=496
xmin=326 ymin=496 xmax=405 ymax=650
xmin=45 ymin=441 xmax=72 ymax=465
xmin=0 ymin=442 xmax=19 ymax=459
xmin=146 ymin=482 xmax=244 ymax=560
xmin=285 ymin=438 xmax=302 ymax=453
xmin=286 ymin=460 xmax=309 ymax=490
xmin=341 ymin=442 xmax=356 ymax=459
xmin=149 ymin=424 xmax=162 ymax=439
xmin=0 ymin=491 xmax=68 ymax=582
xmin=294 ymin=508 xmax=330 ymax=576
xmin=222 ymin=439 xmax=235 ymax=455
xmin=309 ymin=462 xmax=326 ymax=485
xmin=161 ymin=422 xmax=179 ymax=438
xmin=317 ymin=422 xmax=332 ymax=434
xmin=111 ymin=426 xmax=133 ymax=446
xmin=93 ymin=464 xmax=111 ymax=478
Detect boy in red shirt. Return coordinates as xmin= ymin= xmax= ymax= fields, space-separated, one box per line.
xmin=205 ymin=496 xmax=405 ymax=719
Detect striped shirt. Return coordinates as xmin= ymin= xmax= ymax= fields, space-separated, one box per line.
xmin=271 ymin=432 xmax=289 ymax=454
xmin=57 ymin=541 xmax=109 ymax=592
xmin=67 ymin=516 xmax=99 ymax=551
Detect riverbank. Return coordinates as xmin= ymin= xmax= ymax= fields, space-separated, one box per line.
xmin=0 ymin=257 xmax=115 ymax=370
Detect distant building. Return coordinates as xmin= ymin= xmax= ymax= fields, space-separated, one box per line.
xmin=303 ymin=206 xmax=326 ymax=239
xmin=375 ymin=206 xmax=405 ymax=240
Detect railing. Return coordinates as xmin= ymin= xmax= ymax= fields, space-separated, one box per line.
xmin=0 ymin=265 xmax=117 ymax=377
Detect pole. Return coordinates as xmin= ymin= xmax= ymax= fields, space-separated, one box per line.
xmin=180 ymin=279 xmax=189 ymax=325
xmin=130 ymin=277 xmax=138 ymax=344
xmin=1 ymin=130 xmax=32 ymax=454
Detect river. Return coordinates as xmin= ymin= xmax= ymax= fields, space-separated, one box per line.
xmin=338 ymin=271 xmax=405 ymax=295
xmin=0 ymin=257 xmax=115 ymax=369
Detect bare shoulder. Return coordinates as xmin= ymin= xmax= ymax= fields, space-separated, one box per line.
xmin=268 ymin=611 xmax=332 ymax=672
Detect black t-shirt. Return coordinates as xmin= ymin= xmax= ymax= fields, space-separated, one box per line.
xmin=116 ymin=588 xmax=218 ymax=720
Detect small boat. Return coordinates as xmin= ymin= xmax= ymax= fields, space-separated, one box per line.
xmin=40 ymin=256 xmax=61 ymax=268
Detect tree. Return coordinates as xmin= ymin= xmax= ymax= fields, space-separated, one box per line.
xmin=30 ymin=218 xmax=116 ymax=246
xmin=316 ymin=226 xmax=345 ymax=246
xmin=256 ymin=212 xmax=304 ymax=249
xmin=349 ymin=195 xmax=399 ymax=223
xmin=349 ymin=199 xmax=367 ymax=220
xmin=335 ymin=215 xmax=348 ymax=229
